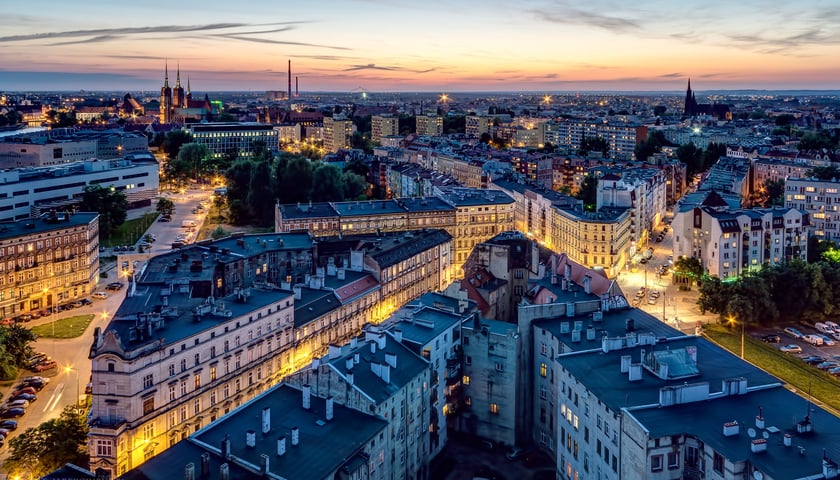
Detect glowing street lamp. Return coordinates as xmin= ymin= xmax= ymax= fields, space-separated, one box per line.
xmin=65 ymin=365 xmax=80 ymax=407
xmin=727 ymin=315 xmax=744 ymax=359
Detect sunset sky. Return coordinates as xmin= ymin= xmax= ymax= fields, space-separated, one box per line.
xmin=1 ymin=0 xmax=839 ymax=92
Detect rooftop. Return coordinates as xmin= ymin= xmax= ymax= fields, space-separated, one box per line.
xmin=0 ymin=212 xmax=98 ymax=241
xmin=278 ymin=202 xmax=339 ymax=220
xmin=332 ymin=199 xmax=406 ymax=217
xmin=366 ymin=229 xmax=452 ymax=269
xmin=436 ymin=187 xmax=515 ymax=207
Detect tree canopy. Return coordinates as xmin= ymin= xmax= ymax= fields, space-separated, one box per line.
xmin=5 ymin=405 xmax=89 ymax=478
xmin=0 ymin=324 xmax=37 ymax=380
xmin=575 ymin=174 xmax=598 ymax=211
xmin=77 ymin=185 xmax=127 ymax=239
xmin=578 ymin=136 xmax=610 ymax=157
xmin=163 ymin=130 xmax=194 ymax=160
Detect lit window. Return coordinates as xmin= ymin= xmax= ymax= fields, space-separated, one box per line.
xmin=462 ymin=375 xmax=470 ymax=385
xmin=489 ymin=403 xmax=499 ymax=414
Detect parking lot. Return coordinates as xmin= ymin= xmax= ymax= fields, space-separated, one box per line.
xmin=753 ymin=323 xmax=840 ymax=375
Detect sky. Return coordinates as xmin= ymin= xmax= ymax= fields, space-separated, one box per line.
xmin=1 ymin=0 xmax=839 ymax=92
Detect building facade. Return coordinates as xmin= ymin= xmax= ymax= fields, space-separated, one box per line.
xmin=188 ymin=123 xmax=279 ymax=160
xmin=324 ymin=116 xmax=354 ymax=153
xmin=372 ymin=114 xmax=399 ymax=145
xmin=784 ymin=177 xmax=840 ymax=240
xmin=416 ymin=115 xmax=443 ymax=137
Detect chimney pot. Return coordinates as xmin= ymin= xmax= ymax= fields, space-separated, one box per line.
xmin=184 ymin=463 xmax=195 ymax=480
xmin=291 ymin=426 xmax=300 ymax=446
xmin=220 ymin=463 xmax=230 ymax=480
xmin=262 ymin=407 xmax=271 ymax=434
xmin=277 ymin=436 xmax=287 ymax=456
xmin=302 ymin=384 xmax=311 ymax=410
xmin=326 ymin=396 xmax=334 ymax=421
xmin=260 ymin=454 xmax=269 ymax=475
xmin=246 ymin=430 xmax=256 ymax=448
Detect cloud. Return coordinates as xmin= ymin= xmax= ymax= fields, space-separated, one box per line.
xmin=658 ymin=72 xmax=683 ymax=79
xmin=211 ymin=33 xmax=351 ymax=50
xmin=291 ymin=55 xmax=356 ymax=61
xmin=343 ymin=64 xmax=435 ymax=74
xmin=48 ymin=35 xmax=122 ymax=46
xmin=530 ymin=3 xmax=640 ymax=33
xmin=0 ymin=23 xmax=257 ymax=43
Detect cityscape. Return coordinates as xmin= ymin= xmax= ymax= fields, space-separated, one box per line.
xmin=1 ymin=2 xmax=840 ymax=480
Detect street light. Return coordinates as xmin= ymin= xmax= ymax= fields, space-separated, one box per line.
xmin=65 ymin=365 xmax=80 ymax=407
xmin=728 ymin=315 xmax=744 ymax=359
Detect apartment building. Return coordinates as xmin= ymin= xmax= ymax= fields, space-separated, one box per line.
xmin=0 ymin=212 xmax=99 ymax=320
xmin=285 ymin=329 xmax=433 ymax=480
xmin=544 ymin=120 xmax=646 ymax=160
xmin=672 ymin=202 xmax=809 ymax=278
xmin=324 ymin=116 xmax=354 ymax=153
xmin=465 ymin=115 xmax=493 ymax=138
xmin=785 ymin=177 xmax=840 ymax=240
xmin=437 ymin=153 xmax=485 ymax=188
xmin=415 ymin=114 xmax=443 ymax=137
xmin=0 ymin=154 xmax=159 ymax=222
xmin=598 ymin=169 xmax=668 ymax=250
xmin=550 ymin=206 xmax=632 ymax=276
xmin=120 ymin=384 xmax=390 ymax=480
xmin=371 ymin=114 xmax=399 ymax=144
xmin=188 ymin=123 xmax=279 ymax=160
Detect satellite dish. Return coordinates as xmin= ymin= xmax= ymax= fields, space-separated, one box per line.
xmin=754 ymin=471 xmax=764 ymax=480
xmin=762 ymin=431 xmax=769 ymax=439
xmin=747 ymin=428 xmax=757 ymax=438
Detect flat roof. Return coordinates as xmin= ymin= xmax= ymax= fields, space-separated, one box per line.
xmin=436 ymin=187 xmax=515 ymax=206
xmin=278 ymin=202 xmax=339 ymax=220
xmin=367 ymin=229 xmax=452 ymax=269
xmin=332 ymin=199 xmax=406 ymax=217
xmin=392 ymin=306 xmax=464 ymax=347
xmin=397 ymin=196 xmax=455 ymax=213
xmin=0 ymin=212 xmax=98 ymax=241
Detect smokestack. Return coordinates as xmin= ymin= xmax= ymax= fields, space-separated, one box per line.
xmin=288 ymin=59 xmax=292 ymax=101
xmin=295 ymin=76 xmax=299 ymax=97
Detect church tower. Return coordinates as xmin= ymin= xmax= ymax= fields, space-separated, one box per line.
xmin=173 ymin=62 xmax=185 ymax=109
xmin=160 ymin=62 xmax=173 ymax=123
xmin=683 ymin=78 xmax=693 ymax=117
xmin=185 ymin=76 xmax=192 ymax=105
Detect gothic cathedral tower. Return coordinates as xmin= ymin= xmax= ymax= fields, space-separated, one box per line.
xmin=160 ymin=62 xmax=173 ymax=124
xmin=173 ymin=62 xmax=185 ymax=109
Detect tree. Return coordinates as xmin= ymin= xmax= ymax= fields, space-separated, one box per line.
xmin=752 ymin=179 xmax=785 ymax=207
xmin=575 ymin=174 xmax=598 ymax=211
xmin=78 ymin=185 xmax=127 ymax=240
xmin=676 ymin=142 xmax=703 ymax=177
xmin=443 ymin=115 xmax=466 ymax=134
xmin=674 ymin=256 xmax=704 ymax=280
xmin=343 ymin=171 xmax=368 ymax=200
xmin=247 ymin=160 xmax=275 ymax=227
xmin=177 ymin=143 xmax=211 ymax=180
xmin=275 ymin=157 xmax=313 ymax=204
xmin=702 ymin=142 xmax=727 ymax=171
xmin=0 ymin=323 xmax=36 ymax=380
xmin=478 ymin=132 xmax=492 ymax=144
xmin=311 ymin=163 xmax=345 ymax=202
xmin=156 ymin=197 xmax=175 ymax=217
xmin=5 ymin=405 xmax=89 ymax=478
xmin=807 ymin=165 xmax=840 ymax=181
xmin=578 ymin=136 xmax=609 ymax=157
xmin=163 ymin=130 xmax=194 ymax=160
xmin=344 ymin=157 xmax=369 ymax=178
xmin=225 ymin=160 xmax=255 ymax=223
xmin=653 ymin=105 xmax=667 ymax=116
xmin=798 ymin=131 xmax=837 ymax=151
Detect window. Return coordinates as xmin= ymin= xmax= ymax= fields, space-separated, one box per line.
xmin=651 ymin=454 xmax=663 ymax=472
xmin=667 ymin=451 xmax=679 ymax=469
xmin=495 ymin=362 xmax=504 ymax=372
xmin=713 ymin=452 xmax=724 ymax=474
xmin=210 ymin=367 xmax=217 ymax=381
xmin=462 ymin=375 xmax=470 ymax=385
xmin=489 ymin=403 xmax=499 ymax=414
xmin=540 ymin=363 xmax=547 ymax=377
xmin=169 ymin=384 xmax=176 ymax=401
xmin=180 ymin=359 xmax=187 ymax=372
xmin=180 ymin=380 xmax=187 ymax=396
xmin=143 ymin=423 xmax=154 ymax=441
xmin=465 ymin=355 xmax=472 ymax=366
xmin=194 ymin=374 xmax=201 ymax=389
xmin=143 ymin=374 xmax=153 ymax=389
xmin=169 ymin=364 xmax=175 ymax=377
xmin=96 ymin=439 xmax=113 ymax=457
xmin=194 ymin=353 xmax=200 ymax=366
xmin=194 ymin=398 xmax=201 ymax=415
xmin=142 ymin=397 xmax=154 ymax=415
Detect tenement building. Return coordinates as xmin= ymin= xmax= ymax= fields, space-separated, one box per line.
xmin=0 ymin=211 xmax=99 ymax=320
xmin=88 ymin=230 xmax=452 ymax=476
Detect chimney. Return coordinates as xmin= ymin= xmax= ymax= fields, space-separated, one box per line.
xmin=277 ymin=436 xmax=287 ymax=456
xmin=221 ymin=434 xmax=231 ymax=459
xmin=628 ymin=363 xmax=643 ymax=381
xmin=287 ymin=59 xmax=291 ymax=101
xmin=377 ymin=333 xmax=386 ymax=350
xmin=620 ymin=355 xmax=631 ymax=373
xmin=385 ymin=352 xmax=397 ymax=368
xmin=262 ymin=407 xmax=271 ymax=434
xmin=783 ymin=434 xmax=792 ymax=447
xmin=381 ymin=364 xmax=391 ymax=383
xmin=326 ymin=396 xmax=334 ymax=421
xmin=345 ymin=357 xmax=354 ymax=371
xmin=347 ymin=371 xmax=354 ymax=385
xmin=295 ymin=76 xmax=298 ymax=97
xmin=293 ymin=286 xmax=301 ymax=300
xmin=354 ymin=352 xmax=360 ymax=365
xmin=185 ymin=463 xmax=195 ymax=480
xmin=220 ymin=464 xmax=229 ymax=480
xmin=311 ymin=358 xmax=320 ymax=370
xmin=291 ymin=426 xmax=300 ymax=446
xmin=583 ymin=275 xmax=591 ymax=294
xmin=200 ymin=453 xmax=210 ymax=477
xmin=246 ymin=430 xmax=256 ymax=448
xmin=750 ymin=438 xmax=767 ymax=454
xmin=722 ymin=421 xmax=739 ymax=437
xmin=350 ymin=337 xmax=357 ymax=348
xmin=302 ymin=384 xmax=311 ymax=410
xmin=371 ymin=341 xmax=377 ymax=354
xmin=260 ymin=454 xmax=269 ymax=476
xmin=393 ymin=329 xmax=403 ymax=343
xmin=329 ymin=344 xmax=341 ymax=359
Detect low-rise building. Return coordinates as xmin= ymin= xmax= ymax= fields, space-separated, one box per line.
xmin=188 ymin=123 xmax=279 ymax=160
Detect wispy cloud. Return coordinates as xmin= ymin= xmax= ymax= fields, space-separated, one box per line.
xmin=48 ymin=35 xmax=123 ymax=46
xmin=658 ymin=72 xmax=683 ymax=79
xmin=530 ymin=2 xmax=640 ymax=33
xmin=344 ymin=64 xmax=436 ymax=74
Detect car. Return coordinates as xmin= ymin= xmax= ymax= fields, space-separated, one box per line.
xmin=21 ymin=376 xmax=49 ymax=384
xmin=11 ymin=386 xmax=36 ymax=396
xmin=33 ymin=360 xmax=57 ymax=372
xmin=159 ymin=216 xmax=171 ymax=222
xmin=106 ymin=282 xmax=124 ymax=291
xmin=505 ymin=446 xmax=534 ymax=461
xmin=19 ymin=380 xmax=45 ymax=391
xmin=0 ymin=428 xmax=10 ymax=438
xmin=72 ymin=301 xmax=84 ymax=308
xmin=647 ymin=296 xmax=657 ymax=305
xmin=816 ymin=361 xmax=840 ymax=370
xmin=833 ymin=331 xmax=840 ymax=342
xmin=802 ymin=356 xmax=826 ymax=365
xmin=780 ymin=344 xmax=803 ymax=354
xmin=761 ymin=334 xmax=781 ymax=343
xmin=828 ymin=366 xmax=840 ymax=376
xmin=802 ymin=334 xmax=824 ymax=346
xmin=0 ymin=420 xmax=18 ymax=431
xmin=139 ymin=242 xmax=152 ymax=250
xmin=11 ymin=393 xmax=35 ymax=403
xmin=4 ymin=399 xmax=29 ymax=410
xmin=784 ymin=327 xmax=804 ymax=339
xmin=650 ymin=290 xmax=661 ymax=299
xmin=0 ymin=407 xmax=25 ymax=419
xmin=817 ymin=334 xmax=836 ymax=346
xmin=92 ymin=291 xmax=108 ymax=300
xmin=640 ymin=258 xmax=648 ymax=264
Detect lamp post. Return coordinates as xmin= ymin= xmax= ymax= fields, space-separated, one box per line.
xmin=728 ymin=315 xmax=744 ymax=359
xmin=65 ymin=365 xmax=80 ymax=407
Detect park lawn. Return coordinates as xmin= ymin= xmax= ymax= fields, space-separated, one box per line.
xmin=704 ymin=323 xmax=840 ymax=413
xmin=102 ymin=212 xmax=159 ymax=248
xmin=31 ymin=314 xmax=95 ymax=339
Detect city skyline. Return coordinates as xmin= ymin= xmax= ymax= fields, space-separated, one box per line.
xmin=1 ymin=0 xmax=839 ymax=92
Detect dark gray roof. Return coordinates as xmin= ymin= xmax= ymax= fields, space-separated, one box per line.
xmin=127 ymin=384 xmax=387 ymax=480
xmin=293 ymin=287 xmax=340 ymax=328
xmin=207 ymin=232 xmax=312 ymax=256
xmin=332 ymin=199 xmax=406 ymax=216
xmin=436 ymin=187 xmax=515 ymax=206
xmin=0 ymin=212 xmax=98 ymax=240
xmin=557 ymin=336 xmax=779 ymax=413
xmin=367 ymin=229 xmax=452 ymax=269
xmin=628 ymin=386 xmax=840 ymax=480
xmin=397 ymin=196 xmax=456 ymax=213
xmin=278 ymin=202 xmax=339 ymax=220
xmin=390 ymin=306 xmax=464 ymax=347
xmin=189 ymin=123 xmax=275 ymax=133
xmin=328 ymin=332 xmax=429 ymax=404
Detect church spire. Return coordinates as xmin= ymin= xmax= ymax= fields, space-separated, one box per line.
xmin=164 ymin=61 xmax=170 ymax=88
xmin=176 ymin=61 xmax=181 ymax=88
xmin=187 ymin=76 xmax=191 ymax=95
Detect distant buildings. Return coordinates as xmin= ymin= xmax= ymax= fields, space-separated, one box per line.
xmin=323 ymin=116 xmax=355 ymax=153
xmin=785 ymin=177 xmax=840 ymax=240
xmin=371 ymin=114 xmax=399 ymax=145
xmin=415 ymin=114 xmax=443 ymax=137
xmin=683 ymin=79 xmax=732 ymax=120
xmin=0 ymin=211 xmax=99 ymax=320
xmin=544 ymin=120 xmax=647 ymax=160
xmin=187 ymin=123 xmax=279 ymax=160
xmin=0 ymin=129 xmax=148 ymax=168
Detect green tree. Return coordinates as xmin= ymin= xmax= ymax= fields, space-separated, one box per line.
xmin=443 ymin=115 xmax=466 ymax=134
xmin=177 ymin=142 xmax=211 ymax=180
xmin=78 ymin=185 xmax=127 ymax=240
xmin=0 ymin=323 xmax=35 ymax=380
xmin=225 ymin=160 xmax=255 ymax=223
xmin=578 ymin=136 xmax=609 ymax=157
xmin=575 ymin=174 xmax=598 ymax=211
xmin=344 ymin=157 xmax=369 ymax=178
xmin=311 ymin=163 xmax=345 ymax=202
xmin=653 ymin=105 xmax=667 ymax=116
xmin=752 ymin=179 xmax=785 ymax=207
xmin=798 ymin=131 xmax=837 ymax=151
xmin=5 ymin=405 xmax=89 ymax=478
xmin=275 ymin=157 xmax=314 ymax=204
xmin=247 ymin=159 xmax=275 ymax=226
xmin=343 ymin=171 xmax=368 ymax=200
xmin=677 ymin=142 xmax=703 ymax=177
xmin=163 ymin=130 xmax=194 ymax=160
xmin=156 ymin=197 xmax=175 ymax=217
xmin=674 ymin=256 xmax=704 ymax=280
xmin=702 ymin=142 xmax=727 ymax=171
xmin=807 ymin=165 xmax=840 ymax=181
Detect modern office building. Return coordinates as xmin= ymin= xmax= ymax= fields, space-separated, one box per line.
xmin=188 ymin=123 xmax=279 ymax=160
xmin=465 ymin=115 xmax=493 ymax=138
xmin=0 ymin=129 xmax=148 ymax=168
xmin=0 ymin=211 xmax=99 ymax=320
xmin=0 ymin=154 xmax=160 ymax=222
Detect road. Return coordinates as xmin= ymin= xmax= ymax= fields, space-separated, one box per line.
xmin=0 ymin=187 xmax=213 ymax=467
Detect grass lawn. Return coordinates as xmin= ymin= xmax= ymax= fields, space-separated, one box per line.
xmin=103 ymin=212 xmax=159 ymax=248
xmin=31 ymin=314 xmax=95 ymax=339
xmin=704 ymin=323 xmax=840 ymax=413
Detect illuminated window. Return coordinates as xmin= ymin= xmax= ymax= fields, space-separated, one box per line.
xmin=462 ymin=375 xmax=470 ymax=385
xmin=540 ymin=363 xmax=547 ymax=377
xmin=489 ymin=403 xmax=499 ymax=414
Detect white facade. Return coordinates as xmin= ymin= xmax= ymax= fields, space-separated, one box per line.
xmin=784 ymin=177 xmax=840 ymax=240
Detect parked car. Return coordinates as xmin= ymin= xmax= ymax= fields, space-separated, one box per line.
xmin=10 ymin=393 xmax=35 ymax=403
xmin=21 ymin=376 xmax=49 ymax=384
xmin=0 ymin=420 xmax=18 ymax=431
xmin=780 ymin=344 xmax=803 ymax=354
xmin=817 ymin=334 xmax=836 ymax=346
xmin=761 ymin=334 xmax=781 ymax=343
xmin=802 ymin=334 xmax=824 ymax=346
xmin=825 ymin=321 xmax=840 ymax=332
xmin=784 ymin=327 xmax=804 ymax=339
xmin=828 ymin=366 xmax=840 ymax=376
xmin=802 ymin=356 xmax=826 ymax=365
xmin=0 ymin=407 xmax=25 ymax=418
xmin=92 ymin=291 xmax=108 ymax=300
xmin=32 ymin=360 xmax=57 ymax=372
xmin=0 ymin=428 xmax=10 ymax=438
xmin=816 ymin=361 xmax=840 ymax=370
xmin=11 ymin=386 xmax=36 ymax=396
xmin=4 ymin=399 xmax=29 ymax=410
xmin=106 ymin=282 xmax=124 ymax=291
